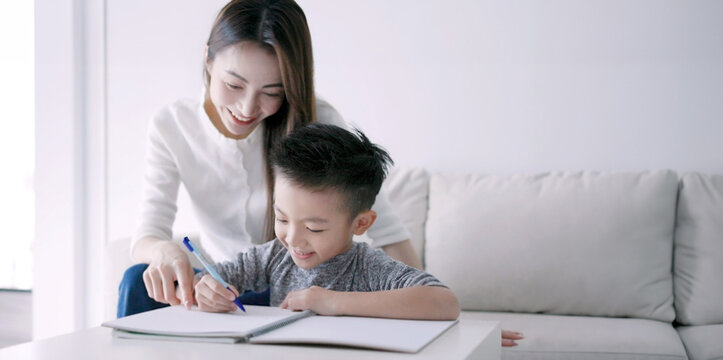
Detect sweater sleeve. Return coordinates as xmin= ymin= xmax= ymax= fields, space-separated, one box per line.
xmin=362 ymin=246 xmax=445 ymax=291
xmin=205 ymin=240 xmax=285 ymax=293
xmin=131 ymin=108 xmax=181 ymax=252
xmin=315 ymin=98 xmax=412 ymax=248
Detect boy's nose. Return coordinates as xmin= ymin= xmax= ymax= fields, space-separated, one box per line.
xmin=285 ymin=227 xmax=306 ymax=247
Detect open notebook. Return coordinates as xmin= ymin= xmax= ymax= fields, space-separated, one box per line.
xmin=102 ymin=305 xmax=458 ymax=353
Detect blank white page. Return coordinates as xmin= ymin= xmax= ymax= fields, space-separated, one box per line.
xmin=250 ymin=316 xmax=458 ymax=353
xmin=102 ymin=305 xmax=304 ymax=338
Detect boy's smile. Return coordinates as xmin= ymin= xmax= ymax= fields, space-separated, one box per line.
xmin=273 ymin=174 xmax=365 ymax=269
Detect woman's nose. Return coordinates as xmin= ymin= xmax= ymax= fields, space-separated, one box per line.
xmin=239 ymin=92 xmax=259 ymax=117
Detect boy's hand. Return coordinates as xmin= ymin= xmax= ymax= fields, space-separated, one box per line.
xmin=194 ymin=274 xmax=240 ymax=313
xmin=280 ymin=286 xmax=337 ymax=315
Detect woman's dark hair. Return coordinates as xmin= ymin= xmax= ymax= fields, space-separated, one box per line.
xmin=270 ymin=124 xmax=393 ymax=219
xmin=205 ymin=0 xmax=316 ymax=241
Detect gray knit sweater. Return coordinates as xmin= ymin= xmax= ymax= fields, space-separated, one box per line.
xmin=201 ymin=239 xmax=445 ymax=306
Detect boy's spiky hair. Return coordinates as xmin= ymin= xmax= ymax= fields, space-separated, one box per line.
xmin=270 ymin=123 xmax=393 ymax=218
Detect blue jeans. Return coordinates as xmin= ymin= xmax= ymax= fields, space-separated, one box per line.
xmin=117 ymin=263 xmax=270 ymax=318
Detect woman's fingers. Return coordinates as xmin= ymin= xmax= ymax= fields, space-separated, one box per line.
xmin=148 ymin=268 xmax=166 ymax=303
xmin=173 ymin=259 xmax=195 ymax=306
xmin=160 ymin=266 xmax=180 ymax=305
xmin=142 ymin=269 xmax=155 ymax=301
xmin=142 ymin=264 xmax=179 ymax=304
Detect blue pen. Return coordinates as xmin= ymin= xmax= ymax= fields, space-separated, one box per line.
xmin=183 ymin=236 xmax=246 ymax=312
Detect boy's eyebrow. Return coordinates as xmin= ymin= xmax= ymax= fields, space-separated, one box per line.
xmin=301 ymin=217 xmax=329 ymax=224
xmin=274 ymin=205 xmax=329 ymax=223
xmin=225 ymin=70 xmax=283 ymax=88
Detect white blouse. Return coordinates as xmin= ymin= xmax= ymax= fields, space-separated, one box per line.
xmin=132 ymin=92 xmax=411 ymax=262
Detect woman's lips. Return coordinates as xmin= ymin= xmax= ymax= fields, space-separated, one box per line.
xmin=227 ymin=108 xmax=256 ymax=125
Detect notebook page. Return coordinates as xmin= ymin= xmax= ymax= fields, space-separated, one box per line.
xmin=102 ymin=305 xmax=302 ymax=338
xmin=249 ymin=316 xmax=458 ymax=353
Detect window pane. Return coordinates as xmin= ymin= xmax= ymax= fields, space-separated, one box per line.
xmin=0 ymin=2 xmax=34 ymax=290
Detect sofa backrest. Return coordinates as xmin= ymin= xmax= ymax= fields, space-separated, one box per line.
xmin=420 ymin=170 xmax=678 ymax=322
xmin=381 ymin=167 xmax=430 ymax=265
xmin=674 ymin=172 xmax=723 ymax=326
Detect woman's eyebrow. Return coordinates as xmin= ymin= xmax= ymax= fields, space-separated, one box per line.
xmin=225 ymin=70 xmax=283 ymax=88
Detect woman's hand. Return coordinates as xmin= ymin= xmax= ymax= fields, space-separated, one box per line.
xmin=194 ymin=274 xmax=240 ymax=313
xmin=141 ymin=241 xmax=195 ymax=307
xmin=502 ymin=330 xmax=524 ymax=346
xmin=280 ymin=286 xmax=336 ymax=315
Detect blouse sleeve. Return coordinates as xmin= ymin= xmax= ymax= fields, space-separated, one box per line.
xmin=315 ymin=98 xmax=412 ymax=248
xmin=131 ymin=108 xmax=181 ymax=252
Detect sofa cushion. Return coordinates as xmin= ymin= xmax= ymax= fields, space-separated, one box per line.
xmin=381 ymin=167 xmax=430 ymax=264
xmin=674 ymin=172 xmax=723 ymax=326
xmin=677 ymin=324 xmax=723 ymax=360
xmin=461 ymin=311 xmax=687 ymax=360
xmin=425 ymin=171 xmax=677 ymax=321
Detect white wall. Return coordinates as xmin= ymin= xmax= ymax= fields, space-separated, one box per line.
xmin=106 ymin=0 xmax=723 ymax=267
xmin=302 ymin=0 xmax=723 ymax=175
xmin=106 ymin=0 xmax=226 ymax=242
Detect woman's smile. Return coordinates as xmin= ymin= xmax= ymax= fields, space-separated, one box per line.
xmin=227 ymin=107 xmax=257 ymax=125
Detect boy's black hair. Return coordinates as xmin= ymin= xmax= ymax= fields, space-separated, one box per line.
xmin=270 ymin=123 xmax=393 ymax=218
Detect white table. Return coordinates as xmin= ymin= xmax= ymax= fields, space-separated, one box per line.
xmin=0 ymin=319 xmax=499 ymax=360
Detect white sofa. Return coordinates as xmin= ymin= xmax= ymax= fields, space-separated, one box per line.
xmin=104 ymin=168 xmax=723 ymax=360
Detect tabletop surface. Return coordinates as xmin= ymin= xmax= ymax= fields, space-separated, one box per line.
xmin=0 ymin=319 xmax=500 ymax=360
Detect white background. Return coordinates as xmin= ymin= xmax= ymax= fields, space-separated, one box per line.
xmin=35 ymin=0 xmax=723 ymax=339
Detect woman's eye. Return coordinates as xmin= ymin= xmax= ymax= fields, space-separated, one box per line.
xmin=276 ymin=218 xmax=288 ymax=224
xmin=225 ymin=82 xmax=242 ymax=90
xmin=264 ymin=92 xmax=282 ymax=98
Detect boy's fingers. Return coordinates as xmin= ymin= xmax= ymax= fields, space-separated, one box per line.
xmin=502 ymin=330 xmax=524 ymax=340
xmin=207 ymin=277 xmax=235 ymax=301
xmin=502 ymin=339 xmax=518 ymax=347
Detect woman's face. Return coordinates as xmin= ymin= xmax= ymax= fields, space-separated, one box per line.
xmin=205 ymin=41 xmax=285 ymax=139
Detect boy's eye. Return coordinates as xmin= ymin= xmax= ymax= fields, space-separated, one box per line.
xmin=306 ymin=227 xmax=324 ymax=233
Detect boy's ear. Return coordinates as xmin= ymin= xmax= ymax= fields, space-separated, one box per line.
xmin=352 ymin=210 xmax=377 ymax=236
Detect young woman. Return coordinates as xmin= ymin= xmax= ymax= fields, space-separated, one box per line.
xmin=116 ymin=0 xmax=522 ymax=346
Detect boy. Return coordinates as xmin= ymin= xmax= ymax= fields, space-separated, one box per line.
xmin=190 ymin=124 xmax=459 ymax=320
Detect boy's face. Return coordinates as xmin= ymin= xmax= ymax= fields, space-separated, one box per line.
xmin=273 ymin=174 xmax=371 ymax=269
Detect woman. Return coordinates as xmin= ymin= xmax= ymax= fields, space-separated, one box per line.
xmin=116 ymin=0 xmax=522 ymax=346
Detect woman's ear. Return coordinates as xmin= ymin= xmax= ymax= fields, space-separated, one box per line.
xmin=204 ymin=45 xmax=212 ymax=73
xmin=352 ymin=210 xmax=377 ymax=235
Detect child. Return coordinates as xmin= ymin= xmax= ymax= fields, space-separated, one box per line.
xmin=188 ymin=124 xmax=460 ymax=320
